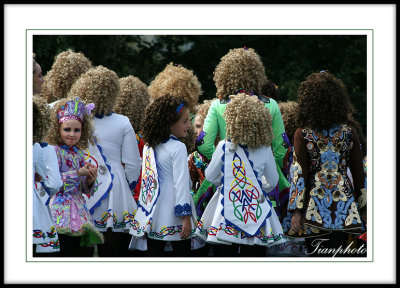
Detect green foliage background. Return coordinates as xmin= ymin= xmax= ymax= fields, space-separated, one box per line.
xmin=33 ymin=34 xmax=367 ymax=136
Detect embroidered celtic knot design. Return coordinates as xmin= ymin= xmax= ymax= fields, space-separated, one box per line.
xmin=228 ymin=152 xmax=262 ymax=224
xmin=141 ymin=148 xmax=157 ymax=205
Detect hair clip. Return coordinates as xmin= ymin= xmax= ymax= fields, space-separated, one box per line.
xmin=176 ymin=102 xmax=185 ymax=114
xmin=243 ymin=46 xmax=248 ymax=50
xmin=85 ymin=103 xmax=95 ymax=115
xmin=320 ymin=70 xmax=327 ymax=73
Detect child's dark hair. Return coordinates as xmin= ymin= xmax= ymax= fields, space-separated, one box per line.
xmin=261 ymin=79 xmax=279 ymax=101
xmin=141 ymin=94 xmax=188 ymax=148
xmin=297 ymin=71 xmax=352 ymax=131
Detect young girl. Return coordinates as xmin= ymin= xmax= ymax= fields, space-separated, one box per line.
xmin=113 ymin=75 xmax=151 ymax=203
xmin=129 ymin=95 xmax=197 ymax=257
xmin=197 ymin=47 xmax=290 ymax=219
xmin=68 ymin=66 xmax=142 ymax=257
xmin=196 ymin=94 xmax=287 ymax=257
xmin=33 ymin=95 xmax=63 ymax=255
xmin=45 ymin=96 xmax=104 ymax=257
xmin=283 ymin=71 xmax=367 ymax=257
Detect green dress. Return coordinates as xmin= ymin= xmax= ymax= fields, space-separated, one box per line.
xmin=197 ymin=95 xmax=290 ymax=206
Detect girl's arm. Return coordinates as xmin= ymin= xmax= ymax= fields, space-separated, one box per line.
xmin=172 ymin=142 xmax=193 ymax=217
xmin=262 ymin=146 xmax=279 ymax=193
xmin=204 ymin=141 xmax=224 ymax=186
xmin=289 ymin=129 xmax=310 ymax=233
xmin=121 ymin=118 xmax=142 ymax=192
xmin=171 ymin=142 xmax=194 ymax=239
xmin=267 ymin=99 xmax=288 ymax=170
xmin=41 ymin=145 xmax=63 ymax=195
xmin=349 ymin=129 xmax=367 ymax=223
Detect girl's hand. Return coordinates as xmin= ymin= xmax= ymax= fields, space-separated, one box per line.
xmin=291 ymin=209 xmax=303 ymax=233
xmin=78 ymin=163 xmax=90 ymax=177
xmin=86 ymin=166 xmax=98 ymax=186
xmin=34 ymin=172 xmax=42 ymax=183
xmin=180 ymin=216 xmax=191 ymax=240
xmin=361 ymin=207 xmax=367 ymax=226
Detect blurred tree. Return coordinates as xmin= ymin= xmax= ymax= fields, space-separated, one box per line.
xmin=33 ymin=34 xmax=366 ymax=136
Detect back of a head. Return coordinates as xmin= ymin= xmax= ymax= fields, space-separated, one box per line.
xmin=214 ymin=47 xmax=267 ymax=99
xmin=33 ymin=95 xmax=51 ymax=144
xmin=148 ymin=62 xmax=202 ymax=114
xmin=114 ymin=75 xmax=150 ymax=132
xmin=225 ymin=93 xmax=273 ymax=150
xmin=297 ymin=71 xmax=351 ymax=131
xmin=67 ymin=65 xmax=120 ymax=117
xmin=278 ymin=101 xmax=299 ymax=146
xmin=42 ymin=49 xmax=92 ymax=103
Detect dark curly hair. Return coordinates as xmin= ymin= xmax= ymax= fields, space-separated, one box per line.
xmin=278 ymin=101 xmax=299 ymax=146
xmin=297 ymin=71 xmax=352 ymax=131
xmin=141 ymin=94 xmax=188 ymax=149
xmin=261 ymin=79 xmax=280 ymax=101
xmin=179 ymin=124 xmax=196 ymax=155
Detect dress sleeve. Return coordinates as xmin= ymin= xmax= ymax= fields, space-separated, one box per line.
xmin=349 ymin=129 xmax=367 ymax=209
xmin=287 ymin=128 xmax=310 ymax=212
xmin=262 ymin=146 xmax=279 ymax=193
xmin=41 ymin=145 xmax=63 ymax=196
xmin=197 ymin=100 xmax=219 ymax=159
xmin=172 ymin=142 xmax=193 ymax=217
xmin=268 ymin=100 xmax=288 ymax=169
xmin=121 ymin=119 xmax=142 ymax=191
xmin=204 ymin=141 xmax=224 ymax=186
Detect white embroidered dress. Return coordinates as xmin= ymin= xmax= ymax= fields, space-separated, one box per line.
xmin=195 ymin=140 xmax=287 ymax=246
xmin=33 ymin=143 xmax=63 ymax=253
xmin=130 ymin=135 xmax=197 ymax=244
xmin=89 ymin=113 xmax=142 ymax=233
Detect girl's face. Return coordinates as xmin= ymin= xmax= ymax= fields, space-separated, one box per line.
xmin=33 ymin=63 xmax=44 ymax=95
xmin=59 ymin=119 xmax=82 ymax=147
xmin=194 ymin=115 xmax=204 ymax=137
xmin=170 ymin=108 xmax=190 ymax=138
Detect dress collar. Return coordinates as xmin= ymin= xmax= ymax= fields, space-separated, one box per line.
xmin=60 ymin=144 xmax=79 ymax=153
xmin=95 ymin=112 xmax=113 ymax=119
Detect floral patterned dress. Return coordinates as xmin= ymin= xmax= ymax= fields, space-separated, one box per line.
xmin=282 ymin=125 xmax=367 ymax=238
xmin=50 ymin=145 xmax=104 ymax=246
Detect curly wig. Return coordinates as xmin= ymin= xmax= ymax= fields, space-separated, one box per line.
xmin=194 ymin=99 xmax=213 ymax=122
xmin=67 ymin=66 xmax=120 ymax=116
xmin=33 ymin=95 xmax=51 ymax=144
xmin=113 ymin=75 xmax=151 ymax=132
xmin=148 ymin=62 xmax=202 ymax=114
xmin=278 ymin=101 xmax=299 ymax=146
xmin=41 ymin=49 xmax=93 ymax=103
xmin=214 ymin=47 xmax=267 ymax=99
xmin=297 ymin=71 xmax=352 ymax=131
xmin=44 ymin=97 xmax=96 ymax=149
xmin=141 ymin=94 xmax=188 ymax=149
xmin=225 ymin=93 xmax=273 ymax=149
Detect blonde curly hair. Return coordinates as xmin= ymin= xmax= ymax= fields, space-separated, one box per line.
xmin=67 ymin=66 xmax=120 ymax=116
xmin=225 ymin=93 xmax=273 ymax=149
xmin=33 ymin=95 xmax=51 ymax=144
xmin=148 ymin=62 xmax=202 ymax=114
xmin=278 ymin=101 xmax=299 ymax=146
xmin=194 ymin=99 xmax=214 ymax=122
xmin=113 ymin=75 xmax=151 ymax=132
xmin=214 ymin=47 xmax=267 ymax=99
xmin=44 ymin=97 xmax=96 ymax=149
xmin=41 ymin=49 xmax=92 ymax=103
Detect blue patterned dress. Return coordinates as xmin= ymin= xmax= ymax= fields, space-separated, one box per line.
xmin=282 ymin=125 xmax=367 ymax=238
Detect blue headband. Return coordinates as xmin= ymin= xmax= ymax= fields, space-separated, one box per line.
xmin=176 ymin=102 xmax=185 ymax=114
